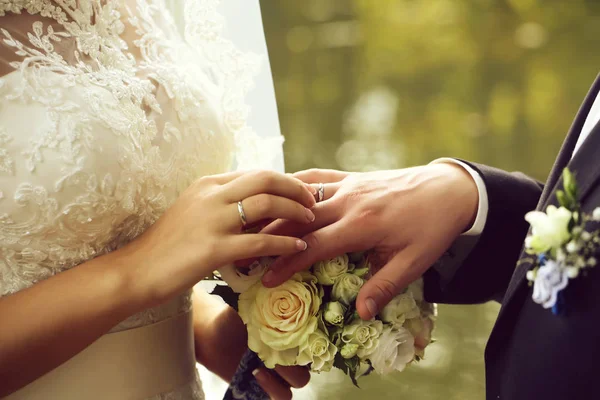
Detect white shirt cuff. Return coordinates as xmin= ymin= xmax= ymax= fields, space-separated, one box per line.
xmin=429 ymin=158 xmax=489 ymax=236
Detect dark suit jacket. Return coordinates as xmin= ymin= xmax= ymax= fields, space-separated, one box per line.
xmin=424 ymin=74 xmax=600 ymax=400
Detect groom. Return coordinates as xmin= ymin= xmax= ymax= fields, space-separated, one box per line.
xmin=261 ymin=74 xmax=600 ymax=399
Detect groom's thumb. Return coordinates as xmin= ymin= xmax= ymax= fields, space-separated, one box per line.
xmin=356 ymin=250 xmax=423 ymax=320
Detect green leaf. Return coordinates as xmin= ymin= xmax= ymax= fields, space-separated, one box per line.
xmin=333 ymin=353 xmax=349 ymax=374
xmin=562 ymin=168 xmax=579 ymax=201
xmin=556 ymin=190 xmax=567 ymax=208
xmin=344 ymin=306 xmax=358 ymax=324
xmin=210 ymin=284 xmax=240 ymax=311
xmin=344 ymin=357 xmax=361 ymax=388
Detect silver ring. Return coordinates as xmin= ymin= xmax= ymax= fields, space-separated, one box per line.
xmin=317 ymin=183 xmax=325 ymax=202
xmin=237 ymin=201 xmax=248 ymax=226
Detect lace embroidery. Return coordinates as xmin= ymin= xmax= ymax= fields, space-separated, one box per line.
xmin=0 ymin=1 xmax=281 ymax=398
xmin=0 ymin=127 xmax=13 ymax=175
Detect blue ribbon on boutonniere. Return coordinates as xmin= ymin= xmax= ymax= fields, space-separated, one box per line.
xmin=552 ymin=291 xmax=565 ymax=316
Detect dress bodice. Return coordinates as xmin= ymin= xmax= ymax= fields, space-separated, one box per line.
xmin=0 ymin=1 xmax=281 ymax=398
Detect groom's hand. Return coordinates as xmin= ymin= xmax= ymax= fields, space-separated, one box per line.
xmin=261 ymin=164 xmax=479 ymax=320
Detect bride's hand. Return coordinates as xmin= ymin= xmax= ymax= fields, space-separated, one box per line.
xmin=193 ymin=290 xmax=309 ymax=400
xmin=122 ymin=170 xmax=317 ymax=306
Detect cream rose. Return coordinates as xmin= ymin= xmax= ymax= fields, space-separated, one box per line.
xmin=380 ymin=291 xmax=421 ymax=326
xmin=297 ymin=330 xmax=338 ymax=372
xmin=239 ymin=272 xmax=323 ymax=368
xmin=313 ymin=255 xmax=349 ymax=285
xmin=341 ymin=319 xmax=383 ymax=358
xmin=525 ymin=205 xmax=572 ymax=253
xmin=370 ymin=326 xmax=415 ymax=375
xmin=332 ymin=273 xmax=364 ymax=305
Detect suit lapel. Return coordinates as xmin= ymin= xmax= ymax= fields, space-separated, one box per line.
xmin=496 ymin=74 xmax=600 ymax=321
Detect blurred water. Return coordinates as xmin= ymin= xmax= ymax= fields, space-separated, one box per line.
xmin=257 ymin=1 xmax=600 ymax=399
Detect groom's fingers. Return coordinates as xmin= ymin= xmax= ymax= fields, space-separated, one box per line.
xmin=262 ymin=221 xmax=366 ymax=287
xmin=355 ymin=248 xmax=425 ymax=320
xmin=292 ymin=168 xmax=350 ymax=184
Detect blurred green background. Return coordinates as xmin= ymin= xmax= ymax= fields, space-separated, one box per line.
xmin=259 ymin=1 xmax=600 ymax=399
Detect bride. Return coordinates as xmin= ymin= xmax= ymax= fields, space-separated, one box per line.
xmin=0 ymin=0 xmax=312 ymax=399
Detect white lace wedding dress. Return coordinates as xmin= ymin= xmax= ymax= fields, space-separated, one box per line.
xmin=0 ymin=1 xmax=282 ymax=399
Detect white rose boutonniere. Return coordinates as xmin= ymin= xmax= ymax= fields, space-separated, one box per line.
xmin=523 ymin=168 xmax=600 ymax=314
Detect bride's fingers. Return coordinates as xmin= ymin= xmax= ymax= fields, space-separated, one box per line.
xmin=228 ymin=234 xmax=307 ymax=260
xmin=252 ymin=368 xmax=292 ymax=400
xmin=259 ymin=200 xmax=339 ymax=238
xmin=222 ymin=170 xmax=316 ymax=209
xmin=273 ymin=365 xmax=310 ymax=389
xmin=232 ymin=195 xmax=315 ymax=228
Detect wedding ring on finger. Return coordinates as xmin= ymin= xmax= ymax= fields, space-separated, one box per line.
xmin=317 ymin=183 xmax=325 ymax=203
xmin=237 ymin=201 xmax=248 ymax=227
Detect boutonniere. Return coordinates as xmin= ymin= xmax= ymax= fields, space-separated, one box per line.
xmin=523 ymin=168 xmax=600 ymax=314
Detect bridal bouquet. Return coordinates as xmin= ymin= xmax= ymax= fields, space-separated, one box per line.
xmin=215 ymin=252 xmax=436 ymax=385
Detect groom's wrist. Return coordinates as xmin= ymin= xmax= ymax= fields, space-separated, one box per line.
xmin=429 ymin=158 xmax=489 ymax=236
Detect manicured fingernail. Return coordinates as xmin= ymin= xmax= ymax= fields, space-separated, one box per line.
xmin=252 ymin=369 xmax=261 ymax=377
xmin=365 ymin=297 xmax=378 ymax=318
xmin=297 ymin=239 xmax=308 ymax=250
xmin=305 ymin=208 xmax=315 ymax=222
xmin=263 ymin=270 xmax=274 ymax=283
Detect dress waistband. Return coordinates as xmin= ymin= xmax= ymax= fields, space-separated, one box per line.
xmin=5 ymin=310 xmax=196 ymax=400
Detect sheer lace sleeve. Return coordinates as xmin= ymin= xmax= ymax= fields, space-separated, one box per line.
xmin=0 ymin=0 xmax=276 ymax=299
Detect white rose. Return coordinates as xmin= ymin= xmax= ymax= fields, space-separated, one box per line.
xmin=239 ymin=272 xmax=322 ymax=368
xmin=297 ymin=330 xmax=338 ymax=372
xmin=313 ymin=255 xmax=349 ymax=285
xmin=218 ymin=259 xmax=269 ymax=293
xmin=332 ymin=273 xmax=364 ymax=305
xmin=370 ymin=326 xmax=415 ymax=375
xmin=341 ymin=319 xmax=383 ymax=358
xmin=380 ymin=291 xmax=421 ymax=326
xmin=525 ymin=205 xmax=572 ymax=253
xmin=323 ymin=301 xmax=346 ymax=327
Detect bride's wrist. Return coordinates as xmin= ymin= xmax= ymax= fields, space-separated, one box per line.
xmin=105 ymin=238 xmax=167 ymax=311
